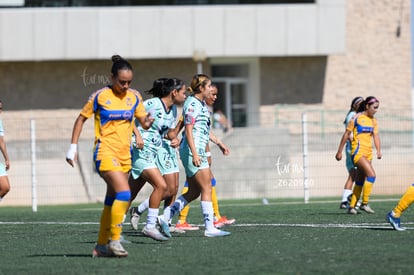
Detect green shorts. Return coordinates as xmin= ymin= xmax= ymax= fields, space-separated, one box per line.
xmin=130 ymin=147 xmax=157 ymax=179
xmin=156 ymin=143 xmax=179 ymax=175
xmin=179 ymin=145 xmax=209 ymax=178
xmin=0 ymin=163 xmax=7 ymax=176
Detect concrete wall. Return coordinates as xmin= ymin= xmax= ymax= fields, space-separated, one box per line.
xmin=0 ymin=2 xmax=345 ymax=61
xmin=323 ymin=0 xmax=412 ymax=110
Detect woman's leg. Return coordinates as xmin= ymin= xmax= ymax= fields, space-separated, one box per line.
xmin=0 ymin=175 xmax=10 ymax=199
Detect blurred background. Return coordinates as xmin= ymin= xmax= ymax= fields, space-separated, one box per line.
xmin=0 ymin=0 xmax=412 ymax=207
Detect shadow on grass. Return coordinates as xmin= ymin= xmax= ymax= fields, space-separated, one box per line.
xmin=28 ymin=254 xmax=93 ymax=258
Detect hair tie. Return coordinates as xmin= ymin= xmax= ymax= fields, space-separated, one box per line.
xmin=367 ymin=98 xmax=378 ymax=104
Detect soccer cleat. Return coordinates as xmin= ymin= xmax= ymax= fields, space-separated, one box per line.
xmin=120 ymin=234 xmax=131 ymax=244
xmin=386 ymin=212 xmax=406 ymax=231
xmin=339 ymin=201 xmax=348 ymax=209
xmin=92 ymin=244 xmax=113 ymax=258
xmin=143 ymin=226 xmax=169 ymax=241
xmin=204 ymin=229 xmax=231 ymax=237
xmin=129 ymin=207 xmax=140 ymax=231
xmin=108 ymin=240 xmax=128 ymax=257
xmin=175 ymin=221 xmax=200 ymax=231
xmin=169 ymin=224 xmax=186 ymax=234
xmin=157 ymin=216 xmax=172 ymax=238
xmin=214 ymin=216 xmax=236 ymax=228
xmin=348 ymin=207 xmax=358 ymax=215
xmin=360 ymin=204 xmax=375 ymax=214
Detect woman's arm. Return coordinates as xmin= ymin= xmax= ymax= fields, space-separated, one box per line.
xmin=66 ymin=115 xmax=88 ymax=167
xmin=373 ymin=133 xmax=382 ymax=159
xmin=335 ymin=130 xmax=352 ymax=161
xmin=209 ymin=130 xmax=230 ymax=156
xmin=133 ymin=121 xmax=144 ymax=149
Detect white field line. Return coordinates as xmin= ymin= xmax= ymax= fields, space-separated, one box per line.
xmin=78 ymin=198 xmax=402 ymax=211
xmin=0 ymin=221 xmax=412 ymax=230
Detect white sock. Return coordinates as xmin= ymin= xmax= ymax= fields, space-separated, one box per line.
xmin=164 ymin=196 xmax=188 ymax=221
xmin=146 ymin=208 xmax=159 ymax=229
xmin=201 ymin=201 xmax=215 ymax=231
xmin=342 ymin=189 xmax=353 ymax=202
xmin=137 ymin=198 xmax=149 ymax=214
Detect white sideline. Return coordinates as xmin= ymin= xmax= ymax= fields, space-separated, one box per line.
xmin=0 ymin=221 xmax=412 ymax=230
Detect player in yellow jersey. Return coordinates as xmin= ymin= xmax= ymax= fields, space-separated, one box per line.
xmin=336 ymin=96 xmax=382 ymax=215
xmin=339 ymin=96 xmax=363 ymax=209
xmin=386 ymin=183 xmax=414 ymax=231
xmin=66 ymin=55 xmax=153 ymax=258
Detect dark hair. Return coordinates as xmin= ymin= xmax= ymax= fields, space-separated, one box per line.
xmin=145 ymin=78 xmax=168 ymax=98
xmin=166 ymin=78 xmax=184 ymax=93
xmin=343 ymin=96 xmax=364 ymax=124
xmin=111 ymin=55 xmax=133 ymax=77
xmin=358 ymin=96 xmax=379 ymax=112
xmin=146 ymin=78 xmax=185 ymax=98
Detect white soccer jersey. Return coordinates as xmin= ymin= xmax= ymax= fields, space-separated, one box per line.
xmin=135 ymin=97 xmax=178 ymax=152
xmin=180 ymin=95 xmax=210 ymax=155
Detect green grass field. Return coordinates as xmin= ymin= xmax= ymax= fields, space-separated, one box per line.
xmin=1 ymin=197 xmax=413 ymax=275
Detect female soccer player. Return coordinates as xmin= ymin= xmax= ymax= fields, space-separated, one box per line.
xmin=128 ymin=77 xmax=186 ymax=241
xmin=160 ymin=74 xmax=231 ymax=237
xmin=66 ymin=55 xmax=153 ymax=257
xmin=386 ymin=183 xmax=414 ymax=231
xmin=336 ymin=96 xmax=382 ymax=214
xmin=176 ymin=84 xmax=235 ymax=230
xmin=339 ymin=96 xmax=363 ymax=209
xmin=0 ymin=100 xmax=11 ymax=202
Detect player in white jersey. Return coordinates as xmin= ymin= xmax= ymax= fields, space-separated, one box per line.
xmin=339 ymin=96 xmax=363 ymax=209
xmin=128 ymin=78 xmax=186 ymax=241
xmin=160 ymin=74 xmax=231 ymax=238
xmin=176 ymin=84 xmax=235 ymax=230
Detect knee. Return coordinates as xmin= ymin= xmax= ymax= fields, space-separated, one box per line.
xmin=201 ymin=184 xmax=212 ymax=195
xmin=115 ymin=190 xmax=131 ymax=202
xmin=0 ymin=180 xmax=10 ymax=196
xmin=157 ymin=181 xmax=167 ymax=193
xmin=165 ymin=186 xmax=175 ymax=197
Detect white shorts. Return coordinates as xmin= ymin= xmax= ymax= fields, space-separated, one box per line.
xmin=0 ymin=163 xmax=7 ymax=176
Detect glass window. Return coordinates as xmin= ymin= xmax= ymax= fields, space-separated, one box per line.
xmin=212 ymin=64 xmax=248 ymax=78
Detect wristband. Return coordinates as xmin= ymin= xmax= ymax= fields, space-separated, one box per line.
xmin=66 ymin=144 xmax=77 ymax=160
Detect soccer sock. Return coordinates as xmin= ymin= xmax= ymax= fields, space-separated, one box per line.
xmin=362 ymin=177 xmax=375 ymax=204
xmin=178 ymin=184 xmax=189 ymax=224
xmin=350 ymin=181 xmax=363 ymax=207
xmin=97 ymin=196 xmax=114 ymax=245
xmin=342 ymin=189 xmax=353 ymax=202
xmin=164 ymin=195 xmax=188 ymax=221
xmin=393 ymin=185 xmax=414 ymax=218
xmin=110 ymin=191 xmax=131 ymax=242
xmin=211 ymin=178 xmax=221 ymax=219
xmin=145 ymin=208 xmax=159 ymax=229
xmin=201 ymin=201 xmax=215 ymax=231
xmin=137 ymin=198 xmax=149 ymax=215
